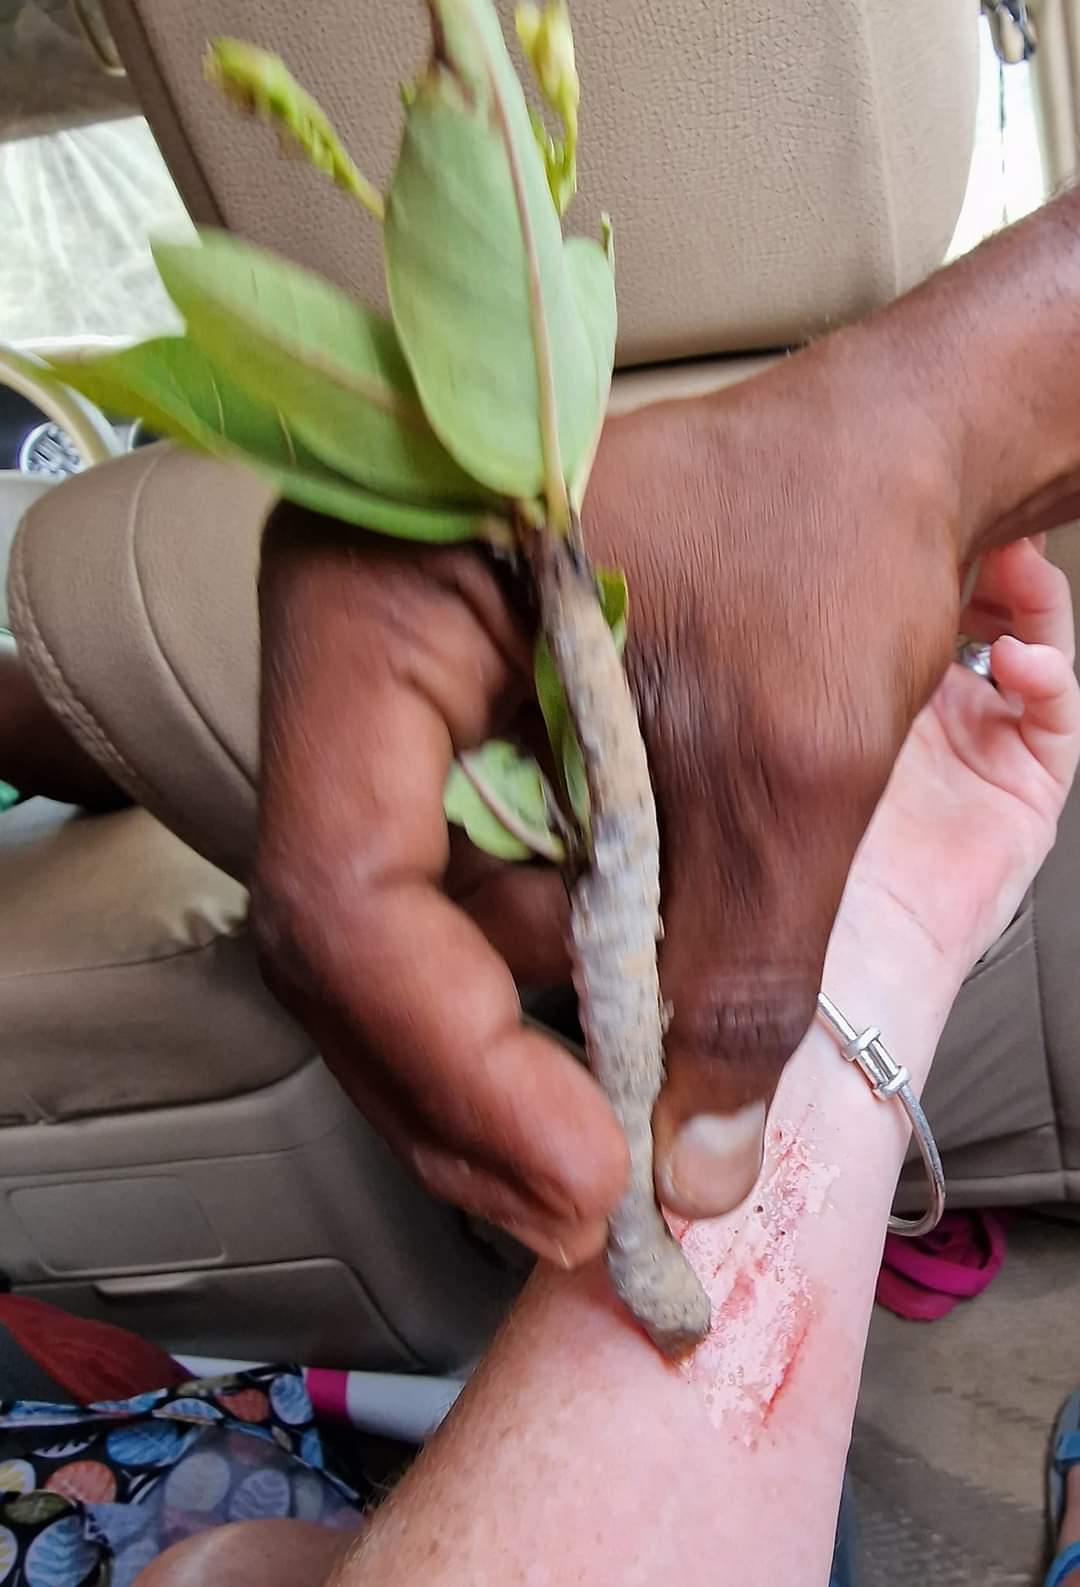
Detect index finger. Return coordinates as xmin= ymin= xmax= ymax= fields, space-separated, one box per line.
xmin=989 ymin=636 xmax=1080 ymax=792
xmin=962 ymin=539 xmax=1075 ymax=664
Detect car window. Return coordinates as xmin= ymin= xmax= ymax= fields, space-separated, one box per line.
xmin=0 ymin=113 xmax=193 ymax=346
xmin=948 ymin=13 xmax=1045 ymax=259
xmin=0 ymin=0 xmax=193 ymax=346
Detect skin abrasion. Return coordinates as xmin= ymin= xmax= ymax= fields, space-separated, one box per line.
xmin=675 ymin=1113 xmax=839 ymax=1440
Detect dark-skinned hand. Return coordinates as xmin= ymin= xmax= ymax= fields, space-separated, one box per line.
xmin=252 ymin=331 xmax=961 ymax=1265
xmin=253 ymin=184 xmax=1080 ymax=1265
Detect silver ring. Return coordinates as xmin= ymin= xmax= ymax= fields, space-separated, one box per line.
xmin=956 ymin=640 xmax=995 ymax=682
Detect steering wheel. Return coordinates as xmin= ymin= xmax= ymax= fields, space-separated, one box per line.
xmin=0 ymin=346 xmax=123 ymax=626
xmin=0 ymin=344 xmax=122 ymax=474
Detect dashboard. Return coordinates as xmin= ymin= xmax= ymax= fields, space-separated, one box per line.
xmin=0 ymin=382 xmax=155 ymax=480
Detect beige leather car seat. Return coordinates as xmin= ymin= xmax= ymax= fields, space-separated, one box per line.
xmin=0 ymin=796 xmax=522 ymax=1368
xmin=5 ymin=0 xmax=985 ymax=1366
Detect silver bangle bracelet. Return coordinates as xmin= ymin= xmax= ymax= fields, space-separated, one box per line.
xmin=816 ymin=992 xmax=946 ymax=1239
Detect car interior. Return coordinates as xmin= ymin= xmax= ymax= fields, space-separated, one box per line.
xmin=3 ymin=0 xmax=1080 ymax=1578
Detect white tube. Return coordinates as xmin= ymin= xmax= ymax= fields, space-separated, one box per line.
xmin=174 ymin=1357 xmax=466 ymax=1443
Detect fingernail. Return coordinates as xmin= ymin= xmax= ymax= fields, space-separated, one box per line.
xmin=502 ymin=1223 xmax=575 ymax=1268
xmin=659 ymin=1102 xmax=767 ymax=1217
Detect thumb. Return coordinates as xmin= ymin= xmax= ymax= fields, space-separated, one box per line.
xmin=652 ymin=959 xmax=814 ymax=1219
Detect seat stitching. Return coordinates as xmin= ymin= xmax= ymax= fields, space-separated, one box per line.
xmin=9 ymin=493 xmax=160 ymax=816
xmin=9 ymin=455 xmax=246 ymax=864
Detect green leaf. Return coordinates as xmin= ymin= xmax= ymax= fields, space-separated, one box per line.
xmin=47 ymin=338 xmax=501 ymax=543
xmin=596 ymin=565 xmax=628 ymax=652
xmin=153 ymin=229 xmax=495 ymax=507
xmin=534 ymin=565 xmax=628 ymax=830
xmin=565 ymin=234 xmax=617 ymax=507
xmin=560 ymin=723 xmax=590 ymax=833
xmin=444 ymin=740 xmax=565 ymax=862
xmin=205 ymin=39 xmax=385 ymax=220
xmin=535 ymin=634 xmax=588 ymax=828
xmin=3 ymin=1493 xmax=69 ymax=1527
xmin=383 ymin=0 xmax=614 ymax=523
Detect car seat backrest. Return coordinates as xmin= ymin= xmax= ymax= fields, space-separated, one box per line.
xmin=102 ymin=0 xmax=980 ymax=365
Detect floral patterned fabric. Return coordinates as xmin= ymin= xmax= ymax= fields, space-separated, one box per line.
xmin=0 ymin=1366 xmax=360 ymax=1586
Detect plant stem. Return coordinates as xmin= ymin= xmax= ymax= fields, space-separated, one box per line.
xmin=531 ymin=534 xmax=711 ymax=1356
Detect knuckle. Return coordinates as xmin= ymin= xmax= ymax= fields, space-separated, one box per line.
xmin=668 ymin=973 xmax=818 ymax=1073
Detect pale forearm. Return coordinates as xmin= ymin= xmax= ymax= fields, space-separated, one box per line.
xmin=334 ymin=897 xmax=963 ymax=1587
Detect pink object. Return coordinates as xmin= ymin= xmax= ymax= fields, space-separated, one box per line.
xmin=876 ymin=1211 xmax=1007 ymax=1320
xmin=306 ymin=1368 xmax=350 ymax=1424
xmin=177 ymin=1358 xmax=465 ymax=1441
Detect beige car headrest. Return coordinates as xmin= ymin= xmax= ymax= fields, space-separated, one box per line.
xmin=102 ymin=0 xmax=979 ymax=366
